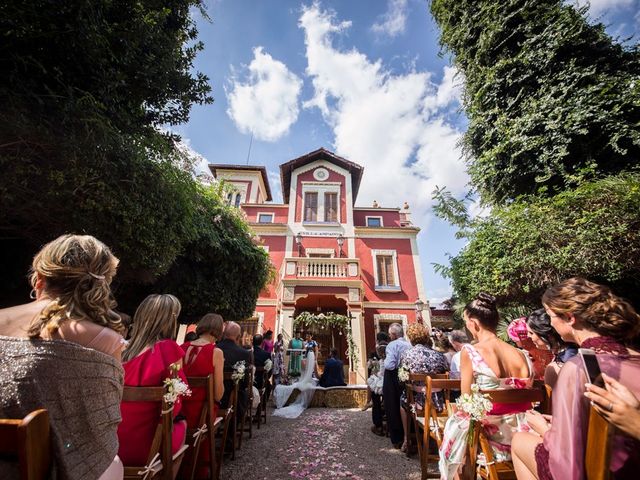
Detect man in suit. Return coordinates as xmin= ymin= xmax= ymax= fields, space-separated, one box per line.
xmin=319 ymin=348 xmax=347 ymax=388
xmin=252 ymin=334 xmax=271 ymax=390
xmin=216 ymin=322 xmax=253 ymax=449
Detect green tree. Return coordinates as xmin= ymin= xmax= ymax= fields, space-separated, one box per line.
xmin=434 ymin=174 xmax=640 ymax=307
xmin=430 ymin=0 xmax=640 ymax=204
xmin=0 ymin=1 xmax=272 ymax=319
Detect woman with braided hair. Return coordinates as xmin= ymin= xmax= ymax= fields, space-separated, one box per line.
xmin=0 ymin=234 xmax=126 ymax=479
xmin=512 ymin=277 xmax=640 ymax=480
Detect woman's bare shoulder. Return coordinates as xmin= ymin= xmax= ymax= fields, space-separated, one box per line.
xmin=0 ymin=301 xmax=49 ymax=337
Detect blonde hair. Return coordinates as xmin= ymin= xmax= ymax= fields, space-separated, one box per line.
xmin=27 ymin=234 xmax=123 ymax=338
xmin=406 ymin=323 xmax=432 ymax=347
xmin=542 ymin=277 xmax=640 ymax=342
xmin=195 ymin=313 xmax=224 ymax=339
xmin=123 ymin=294 xmax=181 ymax=361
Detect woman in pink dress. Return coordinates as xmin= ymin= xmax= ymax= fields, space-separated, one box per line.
xmin=262 ymin=330 xmax=274 ymax=355
xmin=512 ymin=277 xmax=640 ymax=480
xmin=439 ymin=293 xmax=533 ymax=479
xmin=0 ymin=234 xmax=126 ymax=480
xmin=118 ymin=294 xmax=188 ymax=467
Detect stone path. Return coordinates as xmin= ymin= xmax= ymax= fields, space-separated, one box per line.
xmin=223 ymin=408 xmax=422 ymax=480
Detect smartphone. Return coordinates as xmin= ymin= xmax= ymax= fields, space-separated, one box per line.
xmin=579 ymin=348 xmax=604 ymax=387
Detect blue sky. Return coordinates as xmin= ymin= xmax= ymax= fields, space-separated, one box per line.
xmin=176 ymin=0 xmax=639 ymax=305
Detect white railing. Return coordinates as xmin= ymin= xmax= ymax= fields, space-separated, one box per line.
xmin=297 ymin=260 xmax=348 ymax=278
xmin=283 ymin=257 xmax=360 ymax=279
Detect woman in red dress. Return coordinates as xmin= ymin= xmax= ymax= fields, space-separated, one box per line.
xmin=181 ymin=313 xmax=225 ymax=424
xmin=118 ymin=294 xmax=188 ymax=467
xmin=180 ymin=313 xmax=225 ymax=478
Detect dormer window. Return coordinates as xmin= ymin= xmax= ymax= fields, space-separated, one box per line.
xmin=366 ymin=216 xmax=383 ymax=227
xmin=302 ymin=183 xmax=340 ymax=223
xmin=325 ymin=192 xmax=338 ymax=222
xmin=304 ymin=192 xmax=318 ymax=221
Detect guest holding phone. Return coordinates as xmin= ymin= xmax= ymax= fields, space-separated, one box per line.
xmin=511 ymin=278 xmax=640 ymax=480
xmin=585 ymin=372 xmax=640 ymax=440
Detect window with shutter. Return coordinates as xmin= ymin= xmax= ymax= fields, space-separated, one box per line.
xmin=325 ymin=192 xmax=338 ymax=222
xmin=304 ymin=192 xmax=318 ymax=221
xmin=376 ymin=255 xmax=396 ymax=287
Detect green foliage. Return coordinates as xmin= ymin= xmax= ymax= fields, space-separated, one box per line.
xmin=435 ymin=174 xmax=640 ymax=307
xmin=430 ymin=0 xmax=640 ymax=204
xmin=0 ymin=0 xmax=272 ymax=319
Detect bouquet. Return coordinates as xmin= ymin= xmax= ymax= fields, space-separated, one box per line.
xmin=264 ymin=359 xmax=273 ymax=372
xmin=455 ymin=383 xmax=492 ymax=443
xmin=398 ymin=365 xmax=410 ymax=383
xmin=232 ymin=360 xmax=246 ymax=383
xmin=163 ymin=377 xmax=191 ymax=405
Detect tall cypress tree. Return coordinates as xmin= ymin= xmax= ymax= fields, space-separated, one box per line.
xmin=430 ymin=0 xmax=640 ymax=204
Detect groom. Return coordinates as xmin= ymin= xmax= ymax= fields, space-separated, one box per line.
xmin=319 ymin=349 xmax=347 ymax=387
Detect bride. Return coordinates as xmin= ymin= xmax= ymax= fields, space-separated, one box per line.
xmin=272 ymin=349 xmax=318 ymax=419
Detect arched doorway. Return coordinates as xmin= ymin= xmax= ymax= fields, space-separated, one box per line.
xmin=293 ymin=294 xmax=349 ymax=368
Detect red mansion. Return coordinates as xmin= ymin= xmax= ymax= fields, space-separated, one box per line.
xmin=210 ymin=148 xmax=432 ymax=382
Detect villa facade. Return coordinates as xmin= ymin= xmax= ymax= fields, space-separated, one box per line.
xmin=210 ymin=148 xmax=431 ymax=382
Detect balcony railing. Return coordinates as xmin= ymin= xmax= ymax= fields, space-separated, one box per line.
xmin=282 ymin=257 xmax=360 ymax=280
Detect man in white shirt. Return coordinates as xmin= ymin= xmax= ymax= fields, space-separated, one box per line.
xmin=382 ymin=323 xmax=411 ymax=448
xmin=448 ymin=329 xmax=469 ymax=382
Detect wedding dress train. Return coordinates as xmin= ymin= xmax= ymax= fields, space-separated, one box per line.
xmin=272 ymin=351 xmax=317 ymax=419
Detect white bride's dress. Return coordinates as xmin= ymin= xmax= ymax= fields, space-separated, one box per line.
xmin=272 ymin=351 xmax=317 ymax=419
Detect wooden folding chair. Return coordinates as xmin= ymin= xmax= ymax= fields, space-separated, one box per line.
xmin=406 ymin=375 xmax=460 ymax=479
xmin=179 ymin=374 xmax=223 ymax=480
xmin=239 ymin=368 xmax=254 ymax=445
xmin=0 ymin=409 xmax=51 ymax=480
xmin=221 ymin=372 xmax=239 ymax=461
xmin=254 ymin=366 xmax=269 ymax=428
xmin=471 ymin=386 xmax=549 ymax=480
xmin=122 ymin=386 xmax=188 ymax=480
xmin=585 ymin=404 xmax=614 ymax=480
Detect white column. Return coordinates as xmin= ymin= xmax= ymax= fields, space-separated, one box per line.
xmin=281 ymin=308 xmax=295 ymax=339
xmin=349 ymin=311 xmax=367 ymax=384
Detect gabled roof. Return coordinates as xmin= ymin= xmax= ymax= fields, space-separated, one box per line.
xmin=279 ymin=148 xmax=364 ymax=203
xmin=208 ymin=164 xmax=272 ymax=201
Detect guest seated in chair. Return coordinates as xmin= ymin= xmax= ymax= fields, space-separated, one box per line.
xmin=180 ymin=313 xmax=225 ymax=479
xmin=118 ymin=294 xmax=188 ymax=468
xmin=217 ymin=322 xmax=253 ymax=448
xmin=252 ymin=333 xmax=271 ymax=390
xmin=0 ymin=234 xmax=126 ymax=480
xmin=319 ymin=348 xmax=347 ymax=388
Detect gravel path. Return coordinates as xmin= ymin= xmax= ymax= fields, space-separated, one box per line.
xmin=222 ymin=407 xmax=422 ymax=480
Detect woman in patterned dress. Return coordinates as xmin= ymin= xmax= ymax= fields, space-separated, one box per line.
xmin=399 ymin=323 xmax=449 ymax=452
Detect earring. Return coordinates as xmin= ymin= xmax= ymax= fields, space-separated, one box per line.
xmin=29 ymin=289 xmax=37 ymax=300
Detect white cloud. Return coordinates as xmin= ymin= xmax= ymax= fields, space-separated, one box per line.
xmin=299 ymin=3 xmax=468 ymax=230
xmin=573 ymin=0 xmax=635 ymax=15
xmin=226 ymin=47 xmax=303 ymax=142
xmin=372 ymin=0 xmax=408 ymax=38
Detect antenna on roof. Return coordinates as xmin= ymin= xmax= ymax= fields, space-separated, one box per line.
xmin=245 ymin=133 xmax=254 ymax=165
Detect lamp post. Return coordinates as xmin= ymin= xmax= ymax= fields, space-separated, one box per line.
xmin=415 ymin=298 xmax=425 ymax=324
xmin=336 ymin=234 xmax=345 ymax=258
xmin=295 ymin=232 xmax=303 ymax=256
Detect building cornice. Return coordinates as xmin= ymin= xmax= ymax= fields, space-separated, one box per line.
xmin=354 ymin=226 xmax=420 ymax=237
xmin=243 ymin=203 xmax=290 ymax=208
xmin=363 ymin=302 xmax=417 ymax=309
xmin=354 ymin=207 xmax=401 ymax=212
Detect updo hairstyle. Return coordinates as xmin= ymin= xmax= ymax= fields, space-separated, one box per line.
xmin=28 ymin=234 xmax=122 ymax=338
xmin=406 ymin=323 xmax=432 ymax=347
xmin=542 ymin=277 xmax=640 ymax=342
xmin=464 ymin=292 xmax=500 ymax=330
